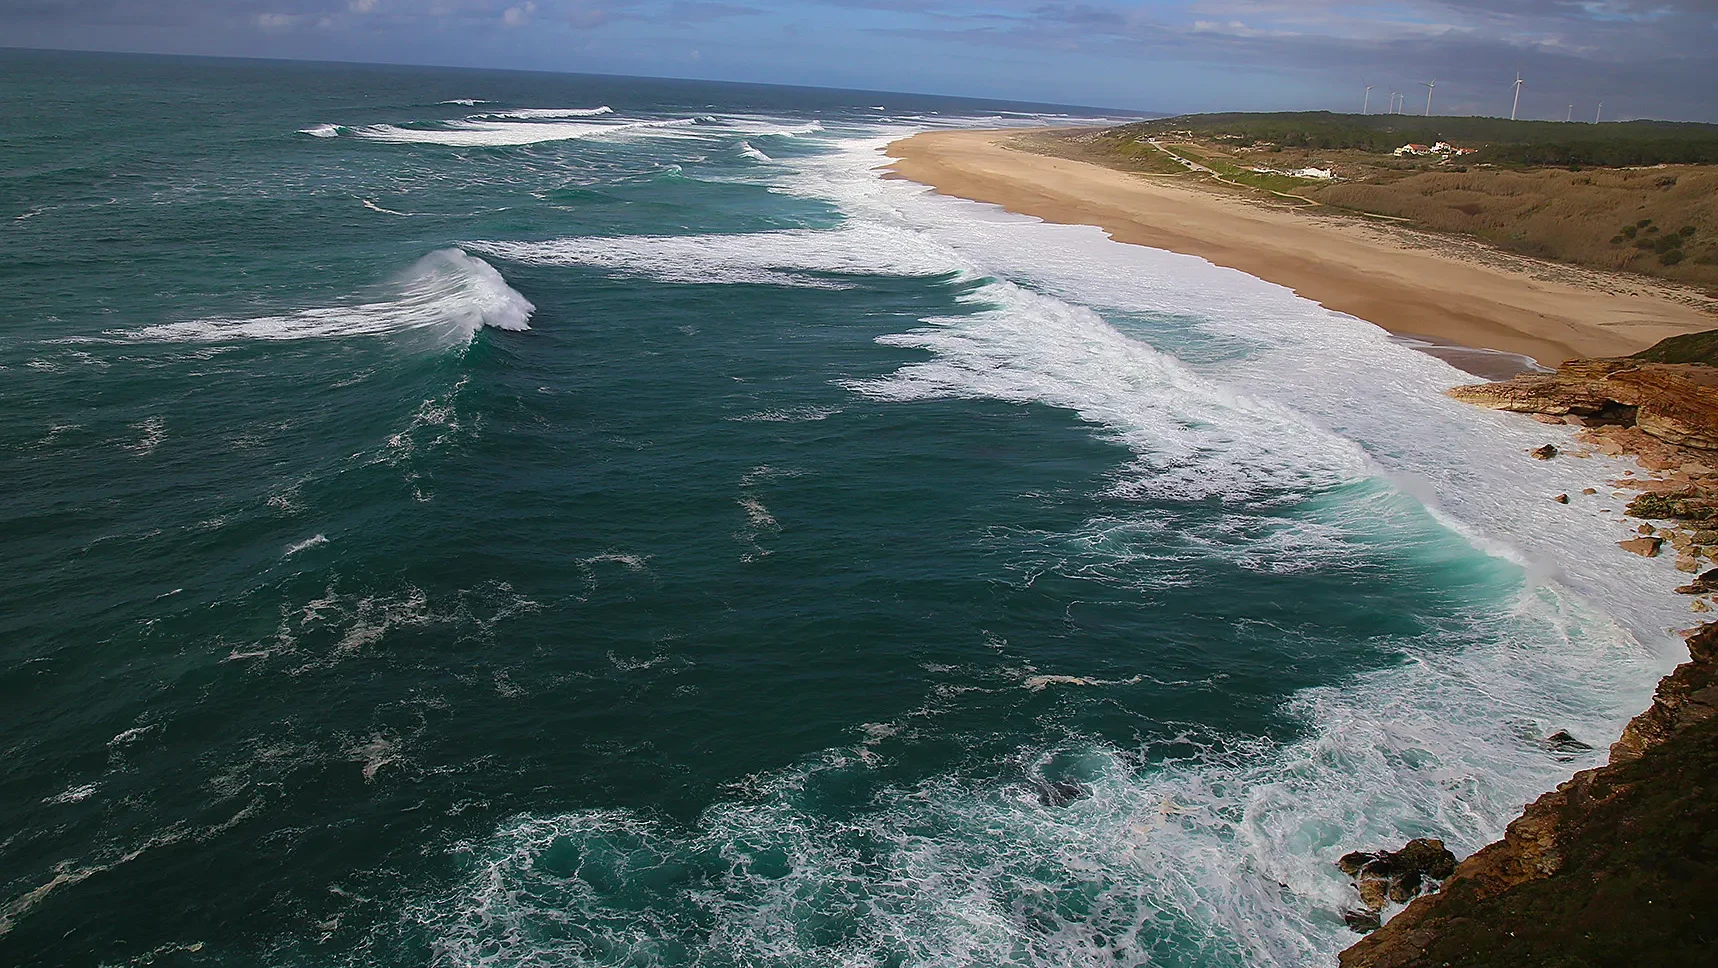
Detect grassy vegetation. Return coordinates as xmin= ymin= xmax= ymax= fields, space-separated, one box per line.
xmin=1114 ymin=112 xmax=1718 ymax=166
xmin=1028 ymin=114 xmax=1718 ymax=290
xmin=1007 ymin=129 xmax=1188 ymax=175
xmin=1161 ymin=143 xmax=1320 ymax=195
xmin=1308 ymin=166 xmax=1718 ymax=284
xmin=1631 ymin=328 xmax=1718 ymax=365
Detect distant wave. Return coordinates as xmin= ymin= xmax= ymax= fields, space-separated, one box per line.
xmin=347 ymin=116 xmax=698 ymax=147
xmin=738 ymin=140 xmax=773 ymax=162
xmin=362 ymin=199 xmax=413 ymax=216
xmin=439 ymin=99 xmax=491 ymax=106
xmin=465 ymin=224 xmax=957 ymax=288
xmin=121 ymin=249 xmax=532 ymax=343
xmin=469 ymin=106 xmax=614 ymax=120
xmin=298 ymin=124 xmax=343 ymax=138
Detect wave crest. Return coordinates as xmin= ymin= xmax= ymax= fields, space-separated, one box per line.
xmin=123 ymin=249 xmax=532 ymax=343
xmin=470 ymin=106 xmax=614 ymax=120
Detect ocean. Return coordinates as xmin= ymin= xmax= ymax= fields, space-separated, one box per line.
xmin=0 ymin=49 xmax=1691 ymax=967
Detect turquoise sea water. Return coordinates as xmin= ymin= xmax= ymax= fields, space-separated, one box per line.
xmin=0 ymin=50 xmax=1691 ymax=967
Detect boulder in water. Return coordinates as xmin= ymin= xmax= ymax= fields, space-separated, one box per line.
xmin=1337 ymin=838 xmax=1459 ymax=931
xmin=1618 ymin=536 xmax=1663 ymax=557
xmin=1033 ymin=779 xmax=1091 ymax=807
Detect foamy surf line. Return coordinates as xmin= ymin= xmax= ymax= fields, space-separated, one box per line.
xmin=117 ymin=249 xmax=532 ymax=343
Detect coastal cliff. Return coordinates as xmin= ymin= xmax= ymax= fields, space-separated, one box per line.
xmin=1340 ymin=331 xmax=1718 ymax=966
xmin=1338 ymin=624 xmax=1718 ymax=967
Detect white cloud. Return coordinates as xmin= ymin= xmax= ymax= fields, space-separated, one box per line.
xmin=503 ymin=1 xmax=536 ymax=25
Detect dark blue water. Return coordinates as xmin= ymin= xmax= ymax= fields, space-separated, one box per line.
xmin=0 ymin=50 xmax=1682 ymax=967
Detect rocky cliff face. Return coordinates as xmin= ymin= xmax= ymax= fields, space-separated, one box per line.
xmin=1337 ymin=622 xmax=1718 ymax=967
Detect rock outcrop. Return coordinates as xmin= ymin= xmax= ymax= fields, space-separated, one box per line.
xmin=1447 ymin=333 xmax=1718 ymax=579
xmin=1338 ymin=624 xmax=1718 ymax=967
xmin=1336 ymin=839 xmax=1459 ymax=931
xmin=1446 ymin=361 xmax=1718 ymax=449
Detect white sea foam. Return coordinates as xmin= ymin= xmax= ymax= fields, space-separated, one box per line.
xmin=439 ymin=99 xmax=490 ymax=106
xmin=738 ymin=140 xmax=773 ymax=162
xmin=730 ymin=405 xmax=839 ymax=422
xmin=298 ymin=123 xmax=342 ymax=138
xmin=361 ymin=199 xmax=412 ymax=216
xmin=126 ymin=416 xmax=166 ymax=456
xmin=285 ymin=534 xmax=328 ymax=556
xmin=121 ymin=249 xmax=532 ymax=343
xmin=41 ymin=783 xmax=98 ymax=805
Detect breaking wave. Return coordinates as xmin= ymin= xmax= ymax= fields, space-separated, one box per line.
xmin=465 ymin=224 xmax=958 ymax=289
xmin=470 ymin=106 xmax=614 ymax=120
xmin=345 ymin=116 xmax=700 ymax=147
xmin=122 ymin=249 xmax=532 ymax=343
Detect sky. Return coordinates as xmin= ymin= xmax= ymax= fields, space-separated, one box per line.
xmin=4 ymin=1 xmax=1716 ymax=120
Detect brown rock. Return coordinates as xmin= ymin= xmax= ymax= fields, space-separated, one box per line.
xmin=1673 ymin=568 xmax=1718 ymax=594
xmin=1693 ymin=599 xmax=1711 ymax=612
xmin=1606 ymin=364 xmax=1718 ymax=451
xmin=1553 ymin=493 xmax=1569 ymax=504
xmin=1618 ymin=536 xmax=1663 ymax=556
xmin=1677 ymin=553 xmax=1701 ymax=573
xmin=1582 ymin=487 xmax=1598 ymax=495
xmin=1529 ymin=444 xmax=1558 ymax=460
xmin=1444 ymin=377 xmax=1615 ymax=416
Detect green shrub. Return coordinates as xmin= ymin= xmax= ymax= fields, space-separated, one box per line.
xmin=1662 ymin=250 xmax=1686 ymax=266
xmin=1639 ymin=218 xmax=1655 ymax=227
xmin=1611 ymin=235 xmax=1626 ymax=244
xmin=1623 ymin=225 xmax=1639 ymax=238
xmin=1656 ymin=234 xmax=1684 ymax=254
xmin=1682 ymin=226 xmax=1699 ymax=237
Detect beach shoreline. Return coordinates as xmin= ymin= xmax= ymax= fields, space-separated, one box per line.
xmin=885 ymin=129 xmax=1716 ymax=369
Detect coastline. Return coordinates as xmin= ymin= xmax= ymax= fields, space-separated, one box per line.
xmin=885 ymin=129 xmax=1716 ymax=367
xmin=888 ymin=127 xmax=1718 ymax=960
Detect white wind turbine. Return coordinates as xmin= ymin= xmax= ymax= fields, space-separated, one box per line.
xmin=1567 ymin=104 xmax=1574 ymax=122
xmin=1511 ymin=71 xmax=1524 ymax=121
xmin=1422 ymin=79 xmax=1437 ymax=116
xmin=1595 ymin=101 xmax=1603 ymax=123
xmin=1364 ymin=83 xmax=1374 ymax=115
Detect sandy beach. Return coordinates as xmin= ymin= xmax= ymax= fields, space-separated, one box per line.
xmin=887 ymin=129 xmax=1717 ymax=367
